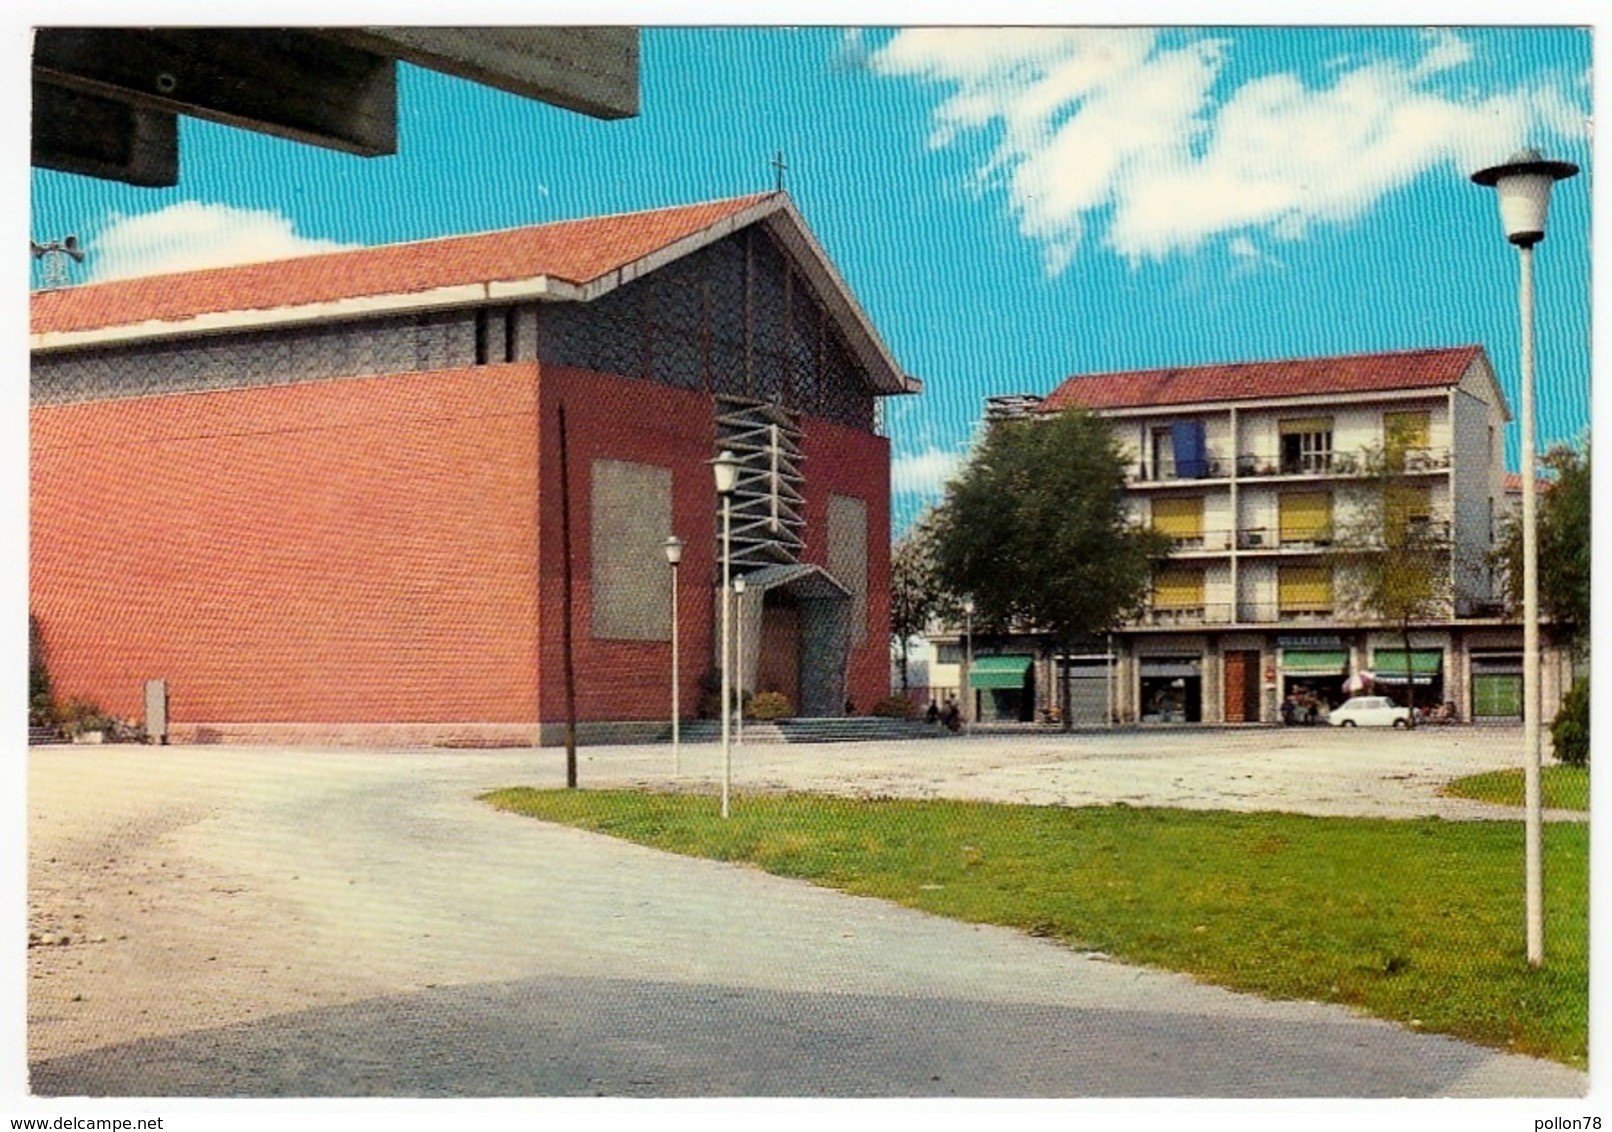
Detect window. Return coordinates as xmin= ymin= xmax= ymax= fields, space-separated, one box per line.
xmin=1152 ymin=568 xmax=1205 ymax=610
xmin=1150 ymin=427 xmax=1175 ymax=479
xmin=1385 ymin=484 xmax=1433 ymax=542
xmin=1151 ymin=496 xmax=1204 ymax=545
xmin=1150 ymin=421 xmax=1209 ymax=479
xmin=1277 ymin=565 xmax=1332 ymax=615
xmin=1278 ymin=491 xmax=1332 ymax=545
xmin=1279 ymin=417 xmax=1333 ymax=474
xmin=1384 ymin=410 xmax=1431 ymax=469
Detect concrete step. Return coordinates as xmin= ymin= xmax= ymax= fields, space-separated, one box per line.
xmin=674 ymin=718 xmax=942 ymax=744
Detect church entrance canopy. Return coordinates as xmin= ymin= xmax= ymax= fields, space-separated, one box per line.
xmin=732 ymin=563 xmax=852 ymax=719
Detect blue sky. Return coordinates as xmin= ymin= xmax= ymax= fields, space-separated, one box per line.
xmin=28 ymin=25 xmax=1594 ymax=535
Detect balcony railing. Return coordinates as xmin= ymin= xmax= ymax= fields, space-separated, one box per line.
xmin=1162 ymin=529 xmax=1234 ymax=552
xmin=1137 ymin=603 xmax=1234 ymax=626
xmin=1132 ymin=602 xmax=1346 ymax=627
xmin=1236 ymin=447 xmax=1452 ymax=478
xmin=1131 ymin=455 xmax=1230 ymax=483
xmin=1237 ymin=526 xmax=1333 ymax=550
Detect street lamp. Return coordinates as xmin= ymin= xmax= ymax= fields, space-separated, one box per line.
xmin=1472 ymin=147 xmax=1579 ymax=967
xmin=712 ymin=449 xmax=740 ymax=819
xmin=733 ymin=574 xmax=747 ymax=746
xmin=663 ymin=535 xmax=684 ymax=775
xmin=961 ymin=597 xmax=975 ymax=735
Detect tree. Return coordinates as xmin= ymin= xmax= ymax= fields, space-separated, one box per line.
xmin=890 ymin=510 xmax=944 ymax=697
xmin=929 ymin=407 xmax=1171 ymax=729
xmin=1329 ymin=449 xmax=1455 ymax=727
xmin=1493 ymin=442 xmax=1590 ymax=651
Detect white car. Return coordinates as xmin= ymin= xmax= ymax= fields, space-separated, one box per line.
xmin=1327 ymin=696 xmax=1412 ymax=728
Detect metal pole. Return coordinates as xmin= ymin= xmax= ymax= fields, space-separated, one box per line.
xmin=720 ymin=494 xmax=732 ymax=819
xmin=1106 ymin=632 xmax=1115 ymax=728
xmin=671 ymin=560 xmax=680 ymax=775
xmin=1519 ymin=241 xmax=1544 ymax=966
xmin=965 ymin=606 xmax=974 ymax=736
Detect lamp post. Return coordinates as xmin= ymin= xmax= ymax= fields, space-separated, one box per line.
xmin=733 ymin=574 xmax=747 ymax=745
xmin=1472 ymin=147 xmax=1579 ymax=968
xmin=962 ymin=598 xmax=975 ymax=735
xmin=663 ymin=535 xmax=683 ymax=775
xmin=712 ymin=449 xmax=739 ymax=819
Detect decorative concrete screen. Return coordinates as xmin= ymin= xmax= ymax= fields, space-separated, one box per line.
xmin=590 ymin=459 xmax=673 ymax=640
xmin=826 ymin=493 xmax=867 ymax=645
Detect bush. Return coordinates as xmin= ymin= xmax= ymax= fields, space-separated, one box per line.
xmin=870 ymin=695 xmax=918 ymax=719
xmin=28 ymin=614 xmax=57 ymax=727
xmin=1551 ymin=675 xmax=1589 ymax=767
xmin=60 ymin=697 xmax=116 ymax=738
xmin=749 ymin=691 xmax=793 ymax=721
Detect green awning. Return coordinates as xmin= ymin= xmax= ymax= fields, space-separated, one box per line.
xmin=969 ymin=655 xmax=1034 ymax=689
xmin=1281 ymin=649 xmax=1348 ymax=673
xmin=1371 ymin=650 xmax=1443 ymax=674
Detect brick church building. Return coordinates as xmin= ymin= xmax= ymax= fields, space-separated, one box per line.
xmin=30 ymin=192 xmax=919 ymax=745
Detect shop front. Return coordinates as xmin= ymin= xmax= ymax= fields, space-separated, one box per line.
xmin=1140 ymin=654 xmax=1202 ymax=722
xmin=969 ymin=654 xmax=1036 ymax=722
xmin=1469 ymin=652 xmax=1524 ymax=720
xmin=1278 ymin=636 xmax=1349 ymax=720
xmin=1371 ymin=648 xmax=1446 ymax=712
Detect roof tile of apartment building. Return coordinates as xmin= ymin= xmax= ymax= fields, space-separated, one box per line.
xmin=1040 ymin=345 xmax=1484 ymax=413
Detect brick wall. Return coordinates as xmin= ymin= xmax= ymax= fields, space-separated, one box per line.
xmin=31 ymin=360 xmax=895 ymax=736
xmin=30 ymin=364 xmax=542 ymax=727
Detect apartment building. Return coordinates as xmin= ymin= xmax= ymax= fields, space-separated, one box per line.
xmin=929 ymin=346 xmax=1566 ymax=726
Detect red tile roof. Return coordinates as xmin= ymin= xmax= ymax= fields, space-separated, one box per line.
xmin=1039 ymin=345 xmax=1485 ymax=412
xmin=32 ymin=193 xmax=775 ymax=336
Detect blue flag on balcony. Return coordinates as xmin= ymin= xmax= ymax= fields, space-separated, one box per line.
xmin=1172 ymin=420 xmax=1208 ymax=478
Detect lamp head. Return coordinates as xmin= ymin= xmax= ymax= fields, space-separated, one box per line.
xmin=1472 ymin=148 xmax=1579 ymax=248
xmin=733 ymin=576 xmax=746 ymax=595
xmin=663 ymin=535 xmax=683 ymax=566
xmin=712 ymin=449 xmax=739 ymax=496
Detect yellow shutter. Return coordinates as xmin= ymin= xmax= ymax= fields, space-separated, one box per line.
xmin=1277 ymin=566 xmax=1332 ymax=611
xmin=1385 ymin=484 xmax=1433 ymax=540
xmin=1280 ymin=417 xmax=1333 ymax=436
xmin=1154 ymin=568 xmax=1205 ymax=609
xmin=1151 ymin=496 xmax=1204 ymax=539
xmin=1278 ymin=492 xmax=1331 ymax=544
xmin=1385 ymin=411 xmax=1431 ymax=455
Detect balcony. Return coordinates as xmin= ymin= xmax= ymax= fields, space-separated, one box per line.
xmin=1163 ymin=528 xmax=1234 ymax=553
xmin=1137 ymin=603 xmax=1234 ymax=627
xmin=1132 ymin=601 xmax=1344 ymax=628
xmin=1236 ymin=447 xmax=1451 ymax=480
xmin=1130 ymin=455 xmax=1230 ymax=484
xmin=1236 ymin=602 xmax=1336 ymax=623
xmin=1237 ymin=526 xmax=1334 ymax=551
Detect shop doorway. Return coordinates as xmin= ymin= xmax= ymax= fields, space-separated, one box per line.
xmin=1223 ymin=650 xmax=1262 ymax=722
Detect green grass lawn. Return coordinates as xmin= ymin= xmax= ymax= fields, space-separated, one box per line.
xmin=1442 ymin=765 xmax=1589 ymax=811
xmin=482 ymin=789 xmax=1588 ymax=1069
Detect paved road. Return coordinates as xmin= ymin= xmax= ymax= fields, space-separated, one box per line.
xmin=25 ymin=733 xmax=1587 ymax=1097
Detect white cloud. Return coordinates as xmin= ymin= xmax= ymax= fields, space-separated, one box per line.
xmin=870 ymin=28 xmax=1586 ymax=270
xmin=88 ymin=202 xmax=356 ymax=283
xmin=891 ymin=444 xmax=967 ymax=498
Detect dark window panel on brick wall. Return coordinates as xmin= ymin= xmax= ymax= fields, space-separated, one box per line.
xmin=31 ymin=309 xmax=493 ymax=405
xmin=536 ymin=227 xmax=876 ymax=431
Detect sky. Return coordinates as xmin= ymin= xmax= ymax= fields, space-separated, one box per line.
xmin=26 ymin=23 xmax=1596 ymax=539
